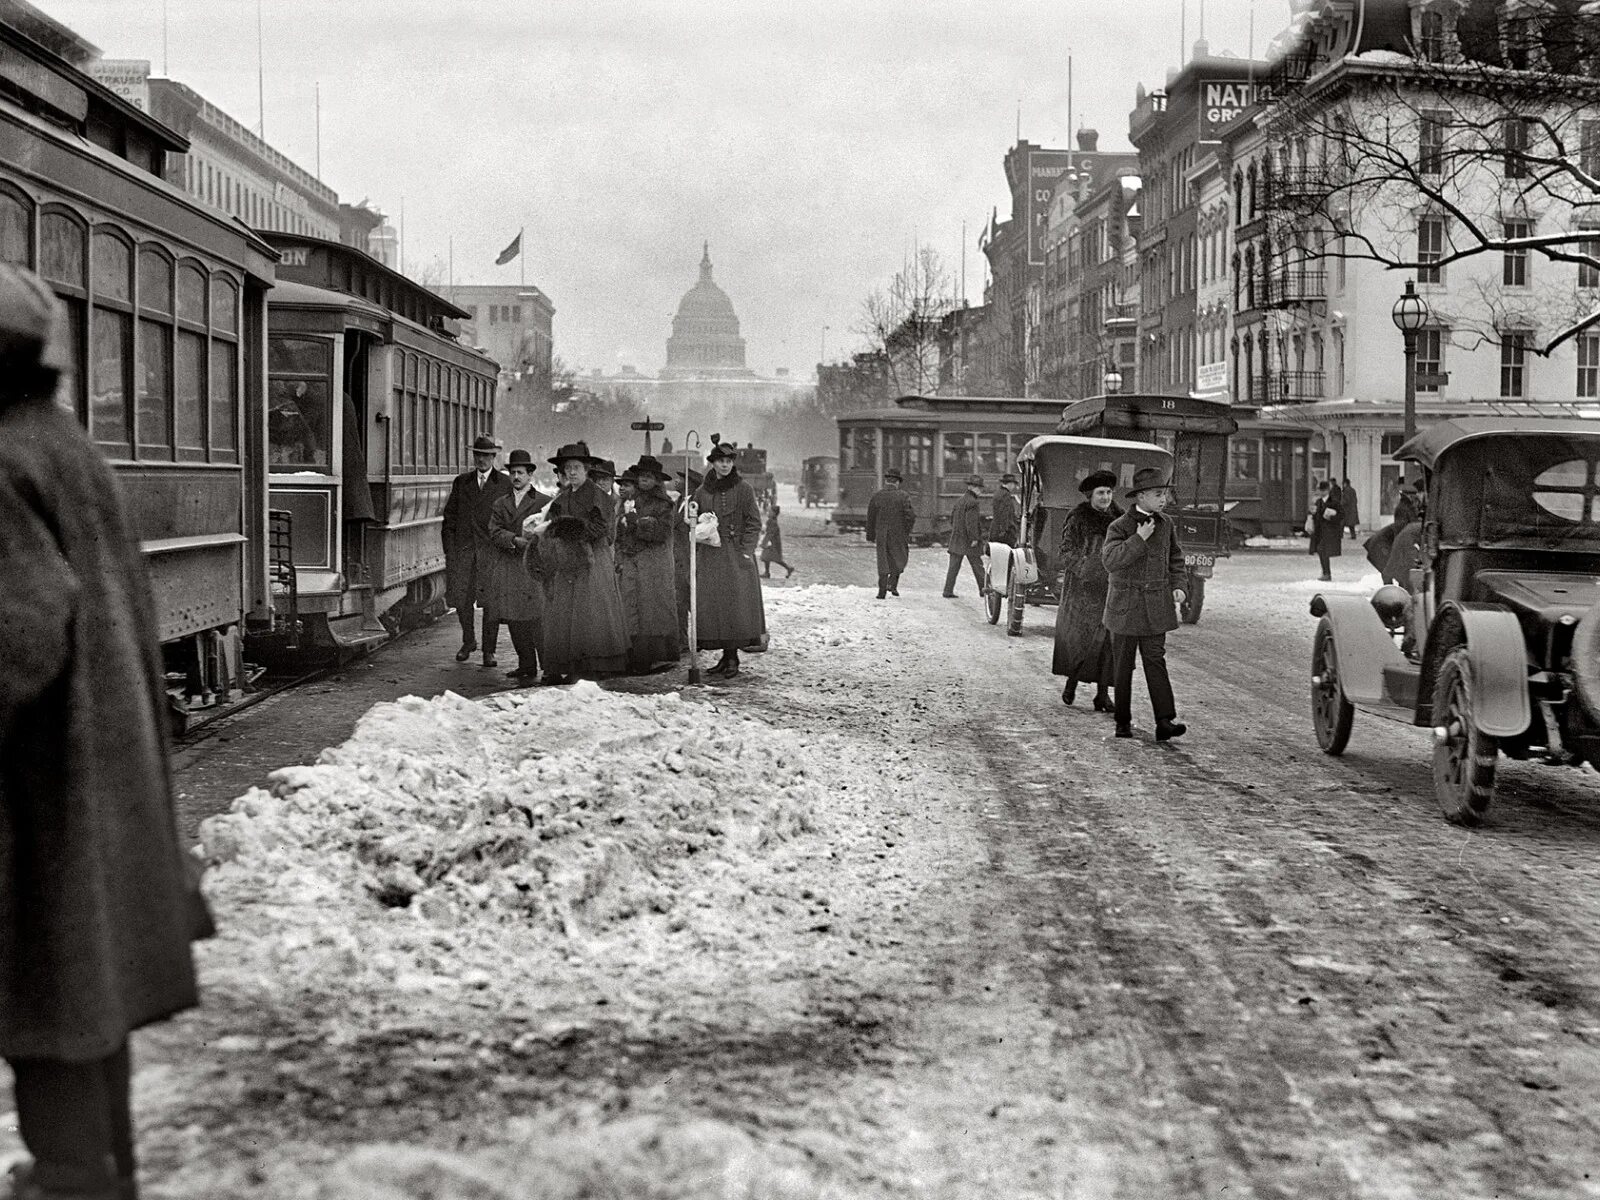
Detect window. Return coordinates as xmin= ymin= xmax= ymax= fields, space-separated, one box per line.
xmin=1580 ymin=235 xmax=1600 ymax=289
xmin=1419 ymin=9 xmax=1446 ymax=60
xmin=841 ymin=426 xmax=876 ymax=470
xmin=1581 ymin=334 xmax=1600 ymax=399
xmin=1584 ymin=121 xmax=1600 ymax=181
xmin=1231 ymin=437 xmax=1261 ymax=481
xmin=1419 ymin=110 xmax=1447 ymax=175
xmin=1418 ymin=216 xmax=1445 ymax=283
xmin=90 ymin=229 xmax=133 ymax=453
xmin=942 ymin=431 xmax=974 ymax=477
xmin=209 ymin=276 xmax=240 ymax=458
xmin=1500 ymin=331 xmax=1528 ymax=398
xmin=268 ymin=336 xmax=333 ymax=469
xmin=1504 ymin=117 xmax=1529 ymax=178
xmin=975 ymin=432 xmax=1008 ymax=476
xmin=40 ymin=209 xmax=87 ymax=419
xmin=1504 ymin=220 xmax=1530 ymax=286
xmin=1416 ymin=328 xmax=1444 ymax=393
xmin=0 ymin=187 xmax=30 ymax=264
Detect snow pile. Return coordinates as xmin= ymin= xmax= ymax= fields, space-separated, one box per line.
xmin=197 ymin=683 xmax=823 ymax=963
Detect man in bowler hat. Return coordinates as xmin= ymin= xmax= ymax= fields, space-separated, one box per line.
xmin=441 ymin=434 xmax=511 ymax=665
xmin=1101 ymin=465 xmax=1189 ymax=741
xmin=942 ymin=474 xmax=987 ymax=598
xmin=865 ymin=469 xmax=917 ymax=599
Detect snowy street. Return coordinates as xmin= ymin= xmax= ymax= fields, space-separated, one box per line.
xmin=22 ymin=498 xmax=1600 ymax=1199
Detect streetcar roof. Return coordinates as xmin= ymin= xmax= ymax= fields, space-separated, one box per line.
xmin=1396 ymin=416 xmax=1600 ymax=469
xmin=1057 ymin=393 xmax=1239 ymax=436
xmin=1016 ymin=435 xmax=1170 ymax=462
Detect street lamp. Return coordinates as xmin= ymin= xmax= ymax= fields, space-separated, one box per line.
xmin=1391 ymin=279 xmax=1430 ymax=442
xmin=1104 ymin=366 xmax=1124 ymax=395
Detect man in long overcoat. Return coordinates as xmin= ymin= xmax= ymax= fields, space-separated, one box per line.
xmin=1340 ymin=477 xmax=1361 ymax=538
xmin=865 ymin=469 xmax=916 ymax=599
xmin=441 ymin=434 xmax=510 ymax=665
xmin=1102 ymin=465 xmax=1189 ymax=742
xmin=991 ymin=472 xmax=1022 ymax=546
xmin=1308 ymin=479 xmax=1344 ymax=582
xmin=0 ymin=265 xmax=213 ymax=1199
xmin=485 ymin=449 xmax=551 ymax=681
xmin=942 ymin=474 xmax=986 ymax=599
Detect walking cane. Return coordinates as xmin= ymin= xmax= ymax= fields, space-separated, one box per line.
xmin=687 ymin=498 xmax=701 ymax=686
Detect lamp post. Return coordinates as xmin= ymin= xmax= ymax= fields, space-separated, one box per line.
xmin=1103 ymin=365 xmax=1124 ymax=395
xmin=1391 ymin=279 xmax=1429 ymax=443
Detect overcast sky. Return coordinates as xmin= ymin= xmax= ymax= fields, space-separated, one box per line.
xmin=46 ymin=0 xmax=1275 ymax=375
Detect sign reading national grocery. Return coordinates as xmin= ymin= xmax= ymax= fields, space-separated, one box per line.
xmin=1025 ymin=150 xmax=1079 ymax=266
xmin=1199 ymin=80 xmax=1271 ymax=140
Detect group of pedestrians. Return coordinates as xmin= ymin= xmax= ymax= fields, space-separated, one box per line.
xmin=442 ymin=437 xmax=766 ymax=682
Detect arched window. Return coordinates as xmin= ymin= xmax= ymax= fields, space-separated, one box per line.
xmin=0 ymin=184 xmax=32 ymax=266
xmin=90 ymin=227 xmax=134 ymax=455
xmin=136 ymin=246 xmax=175 ymax=458
xmin=209 ymin=274 xmax=240 ymax=460
xmin=39 ymin=207 xmax=87 ymax=420
xmin=175 ymin=262 xmax=208 ymax=459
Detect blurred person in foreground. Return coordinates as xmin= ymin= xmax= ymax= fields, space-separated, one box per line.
xmin=0 ymin=264 xmax=213 ymax=1200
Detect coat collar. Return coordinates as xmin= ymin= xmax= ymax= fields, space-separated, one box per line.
xmin=704 ymin=467 xmax=742 ymax=492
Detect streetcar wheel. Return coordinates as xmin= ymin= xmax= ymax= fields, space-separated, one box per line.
xmin=1006 ymin=569 xmax=1025 ymax=637
xmin=1179 ymin=574 xmax=1206 ymax=624
xmin=1431 ymin=645 xmax=1497 ymax=825
xmin=985 ymin=585 xmax=1002 ymax=625
xmin=1311 ymin=618 xmax=1354 ymax=755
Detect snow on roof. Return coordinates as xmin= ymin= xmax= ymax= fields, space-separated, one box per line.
xmin=1350 ymin=48 xmax=1417 ymax=66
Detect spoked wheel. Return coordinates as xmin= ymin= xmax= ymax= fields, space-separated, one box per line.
xmin=1431 ymin=645 xmax=1498 ymax=825
xmin=1310 ymin=618 xmax=1354 ymax=755
xmin=1006 ymin=568 xmax=1025 ymax=637
xmin=985 ymin=583 xmax=1002 ymax=624
xmin=1179 ymin=574 xmax=1206 ymax=624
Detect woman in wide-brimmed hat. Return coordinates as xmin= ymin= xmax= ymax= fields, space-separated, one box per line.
xmin=536 ymin=442 xmax=628 ymax=682
xmin=692 ymin=441 xmax=766 ymax=678
xmin=1053 ymin=468 xmax=1120 ymax=710
xmin=615 ymin=455 xmax=682 ymax=673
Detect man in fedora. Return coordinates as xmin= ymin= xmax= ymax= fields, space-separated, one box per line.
xmin=485 ymin=450 xmax=550 ymax=681
xmin=865 ymin=468 xmax=916 ymax=600
xmin=942 ymin=474 xmax=987 ymax=599
xmin=992 ymin=471 xmax=1022 ymax=548
xmin=441 ymin=434 xmax=512 ymax=665
xmin=1102 ymin=465 xmax=1189 ymax=741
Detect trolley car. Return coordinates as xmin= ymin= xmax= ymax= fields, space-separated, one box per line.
xmin=834 ymin=395 xmax=1062 ymax=542
xmin=1056 ymin=393 xmax=1238 ymax=623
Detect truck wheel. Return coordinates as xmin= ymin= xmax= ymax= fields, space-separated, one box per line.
xmin=1431 ymin=645 xmax=1497 ymax=825
xmin=1179 ymin=574 xmax=1205 ymax=624
xmin=1311 ymin=618 xmax=1353 ymax=755
xmin=1006 ymin=568 xmax=1025 ymax=637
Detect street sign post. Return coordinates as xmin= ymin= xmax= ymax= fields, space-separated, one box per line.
xmin=630 ymin=417 xmax=666 ymax=455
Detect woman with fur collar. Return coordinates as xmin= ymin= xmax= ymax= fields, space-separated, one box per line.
xmin=1052 ymin=469 xmax=1120 ymax=709
xmin=537 ymin=443 xmax=629 ymax=682
xmin=692 ymin=442 xmax=766 ymax=678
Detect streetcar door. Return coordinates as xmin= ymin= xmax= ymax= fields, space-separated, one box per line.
xmin=1263 ymin=435 xmax=1308 ymax=528
xmin=340 ymin=331 xmax=377 ymax=578
xmin=267 ymin=332 xmax=343 ymax=598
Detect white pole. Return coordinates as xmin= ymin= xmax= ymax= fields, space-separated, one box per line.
xmin=687 ymin=496 xmax=701 ymax=685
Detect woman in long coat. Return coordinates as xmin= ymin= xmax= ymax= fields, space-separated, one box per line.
xmin=485 ymin=449 xmax=550 ymax=680
xmin=616 ymin=455 xmax=682 ymax=673
xmin=693 ymin=441 xmax=766 ymax=678
xmin=539 ymin=443 xmax=629 ymax=682
xmin=1053 ymin=469 xmax=1120 ymax=710
xmin=1309 ymin=479 xmax=1344 ymax=582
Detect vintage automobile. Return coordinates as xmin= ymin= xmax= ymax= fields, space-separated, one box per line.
xmin=984 ymin=435 xmax=1175 ymax=635
xmin=799 ymin=455 xmax=838 ymax=507
xmin=1309 ymin=417 xmax=1600 ymax=824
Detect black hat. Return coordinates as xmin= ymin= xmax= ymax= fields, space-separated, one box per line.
xmin=469 ymin=434 xmax=501 ymax=454
xmin=629 ymin=455 xmax=671 ymax=481
xmin=506 ymin=448 xmax=534 ymax=469
xmin=675 ymin=466 xmax=704 ymax=490
xmin=707 ymin=441 xmax=738 ymax=462
xmin=548 ymin=441 xmax=596 ymax=467
xmin=965 ymin=474 xmax=985 ymax=488
xmin=1079 ymin=469 xmax=1117 ymax=495
xmin=883 ymin=468 xmax=903 ymax=482
xmin=591 ymin=458 xmax=618 ymax=479
xmin=1000 ymin=472 xmax=1018 ymax=485
xmin=1126 ymin=465 xmax=1173 ymax=496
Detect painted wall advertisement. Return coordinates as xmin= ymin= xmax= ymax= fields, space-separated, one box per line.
xmin=88 ymin=59 xmax=151 ymax=112
xmin=1198 ymin=80 xmax=1270 ymax=141
xmin=1025 ymin=149 xmax=1079 ymax=266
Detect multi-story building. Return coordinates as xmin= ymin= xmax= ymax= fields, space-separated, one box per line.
xmin=1129 ymin=47 xmax=1270 ymax=397
xmin=1232 ymin=0 xmax=1600 ymax=522
xmin=450 ymin=285 xmax=555 ymax=385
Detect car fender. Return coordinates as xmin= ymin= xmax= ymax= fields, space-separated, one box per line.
xmin=983 ymin=542 xmax=1011 ymax=590
xmin=1419 ymin=602 xmax=1530 ymax=738
xmin=1012 ymin=544 xmax=1038 ymax=587
xmin=1312 ymin=593 xmax=1408 ymax=708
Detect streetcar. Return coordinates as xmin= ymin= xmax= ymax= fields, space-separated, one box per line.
xmin=834 ymin=395 xmax=1063 ymax=543
xmin=1056 ymin=393 xmax=1239 ymax=623
xmin=257 ymin=233 xmax=500 ymax=660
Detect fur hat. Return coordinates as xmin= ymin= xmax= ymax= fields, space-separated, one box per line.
xmin=1079 ymin=469 xmax=1118 ymax=495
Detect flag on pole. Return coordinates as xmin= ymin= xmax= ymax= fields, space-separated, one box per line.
xmin=495 ymin=231 xmax=522 ymax=266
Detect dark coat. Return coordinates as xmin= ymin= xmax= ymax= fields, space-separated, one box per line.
xmin=1340 ymin=483 xmax=1360 ymax=527
xmin=1309 ymin=490 xmax=1344 ymax=559
xmin=947 ymin=491 xmax=985 ymax=556
xmin=760 ymin=513 xmax=785 ymax=564
xmin=1102 ymin=506 xmax=1186 ymax=636
xmin=865 ymin=487 xmax=916 ymax=575
xmin=486 ymin=486 xmax=551 ymax=623
xmin=693 ymin=470 xmax=766 ymax=648
xmin=617 ymin=487 xmax=681 ymax=663
xmin=541 ymin=479 xmax=629 ymax=674
xmin=991 ymin=489 xmax=1022 ymax=546
xmin=1 ymin=397 xmax=211 ymax=1061
xmin=441 ymin=467 xmax=511 ymax=609
xmin=1053 ymin=501 xmax=1119 ymax=679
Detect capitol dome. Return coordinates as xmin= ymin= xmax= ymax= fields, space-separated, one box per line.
xmin=663 ymin=243 xmax=754 ymax=379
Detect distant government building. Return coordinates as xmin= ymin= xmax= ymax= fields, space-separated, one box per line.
xmin=583 ymin=245 xmax=805 ymax=422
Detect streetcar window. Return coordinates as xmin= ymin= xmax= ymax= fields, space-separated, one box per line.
xmin=976 ymin=432 xmax=1008 ymax=476
xmin=92 ymin=230 xmax=130 ymax=302
xmin=210 ymin=345 xmax=238 ymax=457
xmin=175 ymin=329 xmax=205 ymax=456
xmin=0 ymin=188 xmax=30 ymax=265
xmin=136 ymin=317 xmax=172 ymax=456
xmin=211 ymin=277 xmax=238 ymax=332
xmin=176 ymin=264 xmax=206 ymax=325
xmin=138 ymin=249 xmax=173 ymax=315
xmin=943 ymin=432 xmax=974 ymax=477
xmin=268 ymin=337 xmax=333 ymax=470
xmin=90 ymin=310 xmax=131 ymax=453
xmin=40 ymin=211 xmax=85 ymax=287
